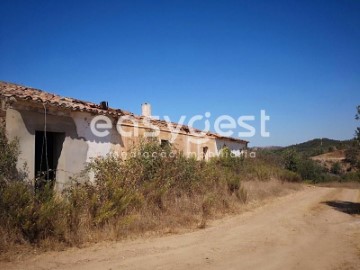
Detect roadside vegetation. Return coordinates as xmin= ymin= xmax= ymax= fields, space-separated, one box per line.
xmin=257 ymin=105 xmax=360 ymax=184
xmin=257 ymin=147 xmax=360 ymax=184
xmin=0 ymin=129 xmax=300 ymax=256
xmin=1 ymin=105 xmax=358 ymax=256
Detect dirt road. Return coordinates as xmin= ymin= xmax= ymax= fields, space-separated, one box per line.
xmin=3 ymin=186 xmax=360 ymax=270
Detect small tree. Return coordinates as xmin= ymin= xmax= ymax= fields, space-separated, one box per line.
xmin=282 ymin=149 xmax=299 ymax=172
xmin=345 ymin=146 xmax=360 ymax=168
xmin=297 ymin=158 xmax=324 ymax=183
xmin=330 ymin=162 xmax=342 ymax=175
xmin=355 ymin=105 xmax=360 ymax=142
xmin=345 ymin=106 xmax=360 ymax=169
xmin=0 ymin=126 xmax=19 ymax=183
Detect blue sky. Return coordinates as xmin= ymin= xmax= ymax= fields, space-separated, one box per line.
xmin=1 ymin=0 xmax=359 ymax=146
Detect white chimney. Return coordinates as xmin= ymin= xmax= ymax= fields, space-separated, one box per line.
xmin=141 ymin=103 xmax=152 ymax=117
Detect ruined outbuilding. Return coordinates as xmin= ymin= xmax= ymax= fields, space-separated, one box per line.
xmin=0 ymin=82 xmax=248 ymax=190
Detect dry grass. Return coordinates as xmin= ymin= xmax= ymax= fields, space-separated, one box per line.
xmin=0 ymin=141 xmax=303 ymax=260
xmin=0 ymin=179 xmax=302 ymax=261
xmin=316 ymin=181 xmax=360 ymax=189
xmin=242 ymin=179 xmax=302 ymax=202
xmin=311 ymin=150 xmax=345 ymax=160
xmin=1 ymin=180 xmax=301 ymax=259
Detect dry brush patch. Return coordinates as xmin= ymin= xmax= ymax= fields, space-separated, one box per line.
xmin=242 ymin=179 xmax=302 ymax=202
xmin=316 ymin=181 xmax=360 ymax=189
xmin=0 ymin=140 xmax=302 ymax=260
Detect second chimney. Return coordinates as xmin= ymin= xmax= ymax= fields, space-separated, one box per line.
xmin=141 ymin=103 xmax=151 ymax=117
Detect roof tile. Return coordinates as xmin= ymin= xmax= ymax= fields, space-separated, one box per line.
xmin=0 ymin=81 xmax=248 ymax=144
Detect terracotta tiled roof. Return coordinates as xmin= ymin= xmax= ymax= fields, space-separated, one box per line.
xmin=0 ymin=81 xmax=132 ymax=117
xmin=0 ymin=81 xmax=248 ymax=144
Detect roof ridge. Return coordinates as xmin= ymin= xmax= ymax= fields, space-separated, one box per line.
xmin=0 ymin=81 xmax=248 ymax=143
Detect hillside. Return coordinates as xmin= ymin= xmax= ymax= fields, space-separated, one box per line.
xmin=272 ymin=138 xmax=353 ymax=157
xmin=311 ymin=150 xmax=346 ymax=161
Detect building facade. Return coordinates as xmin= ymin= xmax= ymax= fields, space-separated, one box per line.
xmin=0 ymin=82 xmax=248 ymax=190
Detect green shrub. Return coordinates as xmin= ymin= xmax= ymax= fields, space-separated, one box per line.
xmin=297 ymin=159 xmax=324 ymax=183
xmin=0 ymin=182 xmax=67 ymax=243
xmin=0 ymin=137 xmax=301 ymax=251
xmin=345 ymin=146 xmax=360 ymax=168
xmin=342 ymin=171 xmax=360 ymax=182
xmin=279 ymin=170 xmax=302 ymax=182
xmin=282 ymin=149 xmax=300 ymax=172
xmin=0 ymin=126 xmax=20 ymax=183
xmin=85 ymin=153 xmax=143 ymax=224
xmin=330 ymin=162 xmax=342 ymax=175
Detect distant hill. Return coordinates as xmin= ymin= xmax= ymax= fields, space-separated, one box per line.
xmin=278 ymin=138 xmax=353 ymax=157
xmin=252 ymin=146 xmax=283 ymax=151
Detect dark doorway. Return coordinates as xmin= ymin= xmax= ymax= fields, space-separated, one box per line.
xmin=161 ymin=139 xmax=170 ymax=148
xmin=35 ymin=131 xmax=65 ymax=190
xmin=203 ymin=146 xmax=208 ymax=160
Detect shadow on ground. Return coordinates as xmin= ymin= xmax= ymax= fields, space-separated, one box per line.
xmin=322 ymin=201 xmax=360 ymax=215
